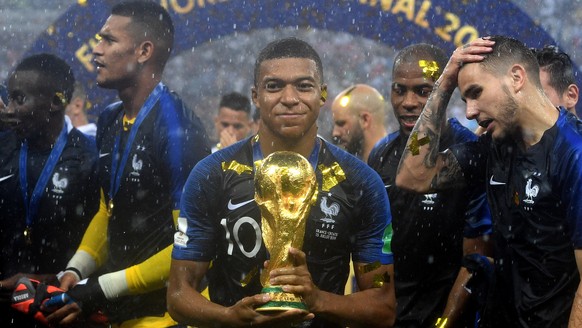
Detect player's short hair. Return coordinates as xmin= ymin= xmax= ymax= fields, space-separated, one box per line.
xmin=532 ymin=45 xmax=576 ymax=94
xmin=254 ymin=37 xmax=323 ymax=86
xmin=14 ymin=53 xmax=75 ymax=103
xmin=393 ymin=43 xmax=448 ymax=79
xmin=219 ymin=92 xmax=251 ymax=114
xmin=478 ymin=35 xmax=541 ymax=87
xmin=112 ymin=1 xmax=174 ymax=65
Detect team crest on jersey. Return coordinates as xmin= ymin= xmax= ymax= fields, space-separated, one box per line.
xmin=51 ymin=172 xmax=68 ymax=196
xmin=523 ymin=177 xmax=539 ymax=210
xmin=316 ymin=196 xmax=339 ymax=241
xmin=421 ymin=193 xmax=437 ymax=211
xmin=130 ymin=154 xmax=143 ymax=181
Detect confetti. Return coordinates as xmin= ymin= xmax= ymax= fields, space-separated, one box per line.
xmin=408 ymin=131 xmax=430 ymax=155
xmin=419 ymin=60 xmax=441 ymax=80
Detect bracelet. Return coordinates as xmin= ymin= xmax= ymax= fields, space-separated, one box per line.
xmin=64 ymin=267 xmax=83 ymax=281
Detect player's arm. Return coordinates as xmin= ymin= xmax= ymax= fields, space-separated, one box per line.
xmin=59 ymin=189 xmax=110 ymax=290
xmin=396 ymin=38 xmax=495 ymax=193
xmin=270 ymin=248 xmax=395 ymax=328
xmin=440 ymin=235 xmax=493 ymax=326
xmin=569 ymin=250 xmax=582 ymax=327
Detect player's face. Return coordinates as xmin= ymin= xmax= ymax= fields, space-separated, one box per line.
xmin=1 ymin=70 xmax=53 ymax=138
xmin=93 ymin=15 xmax=141 ymax=90
xmin=331 ymin=104 xmax=364 ymax=155
xmin=539 ymin=69 xmax=566 ymax=109
xmin=214 ymin=107 xmax=251 ymax=141
xmin=459 ymin=63 xmax=518 ymax=140
xmin=391 ymin=61 xmax=435 ymax=136
xmin=252 ymin=57 xmax=325 ymax=142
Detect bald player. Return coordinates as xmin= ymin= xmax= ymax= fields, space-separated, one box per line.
xmin=331 ymin=84 xmax=387 ymax=162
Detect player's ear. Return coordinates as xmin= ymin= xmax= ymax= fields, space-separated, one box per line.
xmin=565 ymin=84 xmax=579 ymax=110
xmin=137 ymin=41 xmax=154 ymax=64
xmin=509 ymin=64 xmax=526 ymax=93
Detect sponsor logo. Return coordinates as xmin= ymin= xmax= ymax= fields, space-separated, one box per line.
xmin=489 ymin=175 xmax=506 ymax=186
xmin=227 ymin=198 xmax=254 ymax=211
xmin=0 ymin=174 xmax=14 ymax=182
xmin=13 ymin=293 xmax=29 ymax=302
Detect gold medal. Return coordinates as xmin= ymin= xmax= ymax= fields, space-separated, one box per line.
xmin=23 ymin=226 xmax=32 ymax=245
xmin=107 ymin=199 xmax=114 ymax=216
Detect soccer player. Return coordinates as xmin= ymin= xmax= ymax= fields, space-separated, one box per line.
xmin=368 ymin=43 xmax=492 ymax=327
xmin=212 ymin=91 xmax=253 ymax=152
xmin=168 ymin=37 xmax=396 ymax=328
xmin=0 ymin=53 xmax=99 ymax=327
xmin=48 ymin=1 xmax=209 ymax=327
xmin=396 ymin=36 xmax=582 ymax=327
xmin=534 ymin=45 xmax=579 ymax=116
xmin=331 ymin=84 xmax=387 ymax=162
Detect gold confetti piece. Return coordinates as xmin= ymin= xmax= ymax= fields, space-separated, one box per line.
xmin=514 ymin=191 xmax=520 ymax=206
xmin=240 ymin=266 xmax=258 ymax=287
xmin=55 ymin=92 xmax=66 ymax=104
xmin=321 ymin=89 xmax=328 ymax=102
xmin=419 ymin=60 xmax=441 ymax=80
xmin=408 ymin=131 xmax=430 ymax=155
xmin=319 ymin=162 xmax=346 ymax=192
xmin=358 ymin=261 xmax=381 ymax=274
xmin=222 ymin=160 xmax=252 ymax=175
xmin=371 ymin=272 xmax=390 ymax=288
xmin=435 ymin=317 xmax=448 ymax=328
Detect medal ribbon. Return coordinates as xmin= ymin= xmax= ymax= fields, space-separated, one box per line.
xmin=109 ymin=83 xmax=165 ymax=209
xmin=19 ymin=123 xmax=68 ymax=228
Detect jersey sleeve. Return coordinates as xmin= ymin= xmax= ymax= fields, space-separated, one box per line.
xmin=351 ymin=165 xmax=393 ymax=265
xmin=556 ymin=130 xmax=582 ymax=248
xmin=158 ymin=92 xmax=210 ymax=210
xmin=448 ymin=134 xmax=489 ymax=190
xmin=172 ymin=155 xmax=221 ymax=261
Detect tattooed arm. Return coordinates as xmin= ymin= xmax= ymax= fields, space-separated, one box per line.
xmin=395 ymin=38 xmax=495 ymax=193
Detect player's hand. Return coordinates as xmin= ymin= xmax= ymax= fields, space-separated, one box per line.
xmin=226 ymin=293 xmax=313 ymax=327
xmin=438 ymin=37 xmax=496 ymax=90
xmin=269 ymin=247 xmax=322 ymax=312
xmin=219 ymin=128 xmax=238 ymax=149
xmin=58 ymin=272 xmax=79 ymax=291
xmin=47 ymin=278 xmax=107 ymax=326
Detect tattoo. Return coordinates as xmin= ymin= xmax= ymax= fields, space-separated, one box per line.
xmin=430 ymin=149 xmax=466 ymax=190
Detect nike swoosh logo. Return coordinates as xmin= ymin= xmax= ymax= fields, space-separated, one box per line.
xmin=227 ymin=199 xmax=254 ymax=210
xmin=99 ymin=152 xmax=110 ymax=158
xmin=385 ymin=184 xmax=392 ymax=189
xmin=489 ymin=175 xmax=506 ymax=186
xmin=0 ymin=174 xmax=14 ymax=182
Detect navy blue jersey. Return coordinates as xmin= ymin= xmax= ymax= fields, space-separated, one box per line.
xmin=95 ymin=84 xmax=209 ymax=321
xmin=173 ymin=137 xmax=393 ymax=328
xmin=0 ymin=127 xmax=99 ymax=277
xmin=452 ymin=109 xmax=582 ymax=328
xmin=368 ymin=118 xmax=492 ymax=327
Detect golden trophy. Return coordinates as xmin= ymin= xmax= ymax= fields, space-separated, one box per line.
xmin=254 ymin=151 xmax=318 ymax=312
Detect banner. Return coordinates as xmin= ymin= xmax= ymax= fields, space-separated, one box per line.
xmin=22 ymin=0 xmax=578 ymax=115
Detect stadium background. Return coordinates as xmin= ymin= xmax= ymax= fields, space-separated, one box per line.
xmin=0 ymin=0 xmax=580 ymax=143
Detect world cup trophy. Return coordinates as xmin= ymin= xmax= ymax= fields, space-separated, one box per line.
xmin=254 ymin=151 xmax=318 ymax=312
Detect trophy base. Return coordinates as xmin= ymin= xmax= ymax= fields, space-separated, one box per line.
xmin=256 ymin=286 xmax=308 ymax=313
